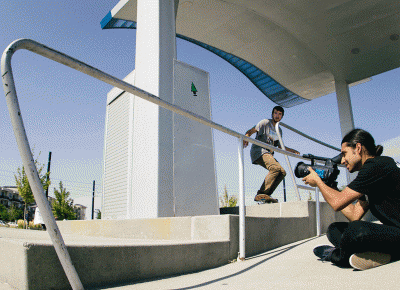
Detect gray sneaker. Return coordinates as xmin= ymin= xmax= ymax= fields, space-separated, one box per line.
xmin=349 ymin=252 xmax=391 ymax=270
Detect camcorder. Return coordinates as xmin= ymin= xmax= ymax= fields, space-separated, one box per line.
xmin=294 ymin=153 xmax=342 ymax=189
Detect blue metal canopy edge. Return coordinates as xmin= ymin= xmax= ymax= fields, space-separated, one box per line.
xmin=101 ymin=12 xmax=309 ymax=108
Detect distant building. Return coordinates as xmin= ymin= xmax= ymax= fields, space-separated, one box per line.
xmin=0 ymin=186 xmax=24 ymax=210
xmin=73 ymin=204 xmax=86 ymax=220
xmin=1 ymin=186 xmax=87 ymax=220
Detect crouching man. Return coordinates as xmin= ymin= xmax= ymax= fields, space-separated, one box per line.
xmin=303 ymin=129 xmax=400 ymax=270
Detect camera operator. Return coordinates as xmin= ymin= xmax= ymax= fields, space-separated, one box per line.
xmin=302 ymin=128 xmax=400 ymax=270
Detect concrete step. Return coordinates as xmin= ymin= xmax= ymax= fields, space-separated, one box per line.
xmin=1 ymin=227 xmax=229 ymax=289
xmin=0 ymin=201 xmax=348 ymax=289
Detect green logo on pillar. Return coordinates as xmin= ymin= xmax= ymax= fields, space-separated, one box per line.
xmin=191 ymin=82 xmax=198 ymax=96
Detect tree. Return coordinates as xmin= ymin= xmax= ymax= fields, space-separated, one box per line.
xmin=8 ymin=205 xmax=23 ymax=222
xmin=51 ymin=181 xmax=76 ymax=220
xmin=0 ymin=204 xmax=9 ymax=221
xmin=96 ymin=209 xmax=101 ymax=219
xmin=14 ymin=154 xmax=50 ymax=228
xmin=219 ymin=185 xmax=238 ymax=208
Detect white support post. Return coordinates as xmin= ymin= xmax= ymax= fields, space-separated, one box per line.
xmin=131 ymin=0 xmax=177 ymax=218
xmin=315 ymin=187 xmax=321 ymax=236
xmin=238 ymin=137 xmax=246 ymax=261
xmin=335 ymin=79 xmax=356 ymax=183
xmin=334 ymin=79 xmax=354 ymax=138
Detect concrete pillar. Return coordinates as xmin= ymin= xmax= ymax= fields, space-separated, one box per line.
xmin=131 ymin=0 xmax=178 ymax=218
xmin=334 ymin=79 xmax=355 ymax=138
xmin=335 ymin=78 xmax=356 ymax=183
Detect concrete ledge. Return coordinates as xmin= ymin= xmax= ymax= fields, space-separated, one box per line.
xmin=1 ymin=230 xmax=230 ymax=290
xmin=1 ymin=201 xmax=349 ymax=289
xmin=56 ymin=201 xmax=348 ymax=261
xmin=31 ymin=241 xmax=229 ymax=290
xmin=0 ymin=239 xmax=27 ymax=290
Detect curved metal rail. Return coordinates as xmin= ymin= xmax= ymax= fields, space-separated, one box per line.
xmin=280 ymin=122 xmax=341 ymax=152
xmin=275 ymin=122 xmax=333 ymax=236
xmin=1 ymin=39 xmax=343 ymax=275
xmin=1 ymin=40 xmax=84 ymax=289
xmin=274 ymin=122 xmax=301 ymax=201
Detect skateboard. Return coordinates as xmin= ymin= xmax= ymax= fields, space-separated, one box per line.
xmin=254 ymin=194 xmax=278 ymax=204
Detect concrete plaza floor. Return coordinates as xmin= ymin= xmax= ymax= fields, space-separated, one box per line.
xmin=1 ymin=225 xmax=399 ymax=289
xmin=92 ymin=235 xmax=399 ymax=290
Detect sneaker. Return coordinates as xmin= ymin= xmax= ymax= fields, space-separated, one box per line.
xmin=349 ymin=252 xmax=391 ymax=270
xmin=313 ymin=245 xmax=335 ymax=262
xmin=254 ymin=194 xmax=278 ymax=203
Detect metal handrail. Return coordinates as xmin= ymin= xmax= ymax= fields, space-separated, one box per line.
xmin=275 ymin=122 xmax=343 ymax=236
xmin=280 ymin=122 xmax=341 ymax=152
xmin=2 ymin=40 xmax=84 ymax=290
xmin=274 ymin=121 xmax=301 ymax=201
xmin=1 ymin=39 xmax=342 ymax=280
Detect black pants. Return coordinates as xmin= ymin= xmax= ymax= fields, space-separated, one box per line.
xmin=327 ymin=221 xmax=400 ymax=267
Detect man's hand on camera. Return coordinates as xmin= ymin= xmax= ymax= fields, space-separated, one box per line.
xmin=302 ymin=167 xmax=321 ymax=187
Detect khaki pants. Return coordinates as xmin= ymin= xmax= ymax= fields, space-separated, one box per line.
xmin=255 ymin=153 xmax=286 ymax=196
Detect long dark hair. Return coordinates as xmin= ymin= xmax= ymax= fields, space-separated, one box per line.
xmin=341 ymin=129 xmax=383 ymax=156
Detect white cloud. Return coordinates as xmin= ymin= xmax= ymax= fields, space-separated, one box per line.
xmin=382 ymin=135 xmax=400 ymax=161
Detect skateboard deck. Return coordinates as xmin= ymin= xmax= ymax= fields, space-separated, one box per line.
xmin=255 ymin=194 xmax=278 ymax=204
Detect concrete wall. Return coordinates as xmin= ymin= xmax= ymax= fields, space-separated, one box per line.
xmin=24 ymin=241 xmax=229 ymax=290
xmin=0 ymin=240 xmax=28 ymax=290
xmin=57 ymin=201 xmax=348 ymax=260
xmin=1 ymin=201 xmax=351 ymax=289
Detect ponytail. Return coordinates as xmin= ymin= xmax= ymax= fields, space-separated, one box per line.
xmin=375 ymin=145 xmax=383 ymax=156
xmin=342 ymin=129 xmax=383 ymax=157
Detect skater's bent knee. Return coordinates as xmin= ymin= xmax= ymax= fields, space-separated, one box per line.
xmin=269 ymin=165 xmax=286 ymax=175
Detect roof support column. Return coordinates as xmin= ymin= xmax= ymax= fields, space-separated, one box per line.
xmin=131 ymin=0 xmax=178 ymax=218
xmin=335 ymin=78 xmax=356 ymax=183
xmin=335 ymin=79 xmax=355 ymax=138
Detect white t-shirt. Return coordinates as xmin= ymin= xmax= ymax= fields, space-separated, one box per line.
xmin=250 ymin=119 xmax=282 ymax=163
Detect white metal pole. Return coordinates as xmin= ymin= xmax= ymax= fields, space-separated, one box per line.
xmin=275 ymin=122 xmax=301 ymax=201
xmin=238 ymin=137 xmax=245 ymax=261
xmin=1 ymin=42 xmax=84 ymax=289
xmin=315 ymin=187 xmax=321 ymax=236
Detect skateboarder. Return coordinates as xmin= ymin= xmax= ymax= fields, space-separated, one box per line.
xmin=244 ymin=106 xmax=299 ymax=203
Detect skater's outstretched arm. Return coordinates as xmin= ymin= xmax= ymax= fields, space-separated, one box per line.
xmin=243 ymin=126 xmax=257 ymax=148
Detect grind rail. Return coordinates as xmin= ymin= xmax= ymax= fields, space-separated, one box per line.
xmin=275 ymin=122 xmax=342 ymax=236
xmin=1 ymin=39 xmax=343 ymax=289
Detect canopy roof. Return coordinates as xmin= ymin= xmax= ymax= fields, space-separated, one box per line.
xmin=101 ymin=0 xmax=400 ymax=107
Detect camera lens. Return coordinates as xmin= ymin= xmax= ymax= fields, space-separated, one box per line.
xmin=294 ymin=162 xmax=310 ymax=178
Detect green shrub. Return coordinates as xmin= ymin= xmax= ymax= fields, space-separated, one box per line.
xmin=28 ymin=221 xmax=42 ymax=230
xmin=17 ymin=219 xmax=25 ymax=229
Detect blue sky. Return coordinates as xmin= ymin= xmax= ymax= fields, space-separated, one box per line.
xmin=1 ymin=1 xmax=400 ymax=216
